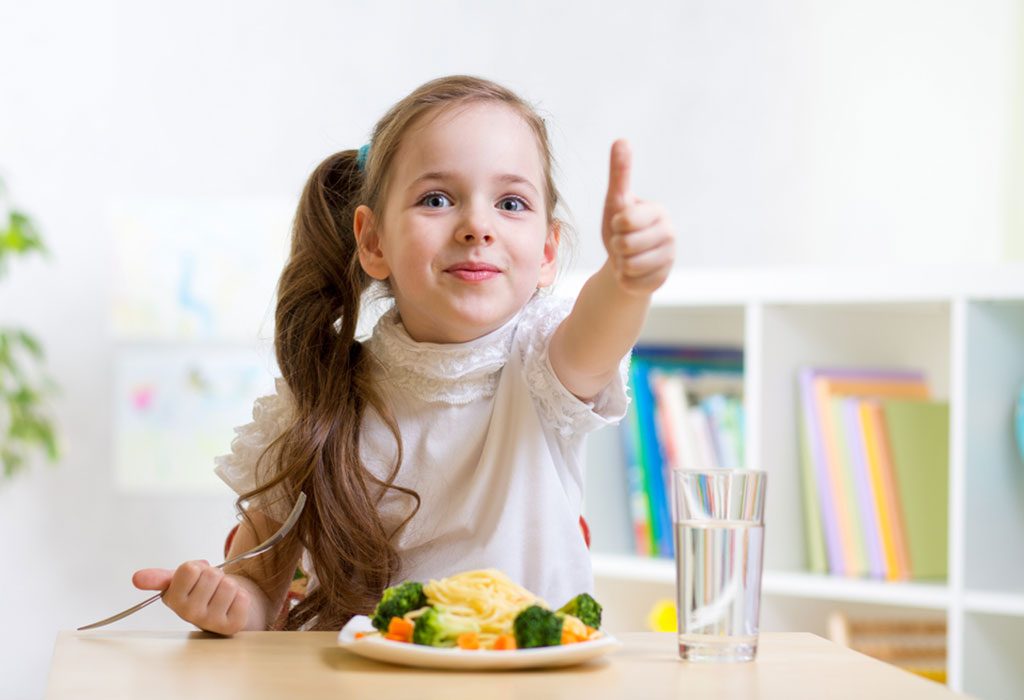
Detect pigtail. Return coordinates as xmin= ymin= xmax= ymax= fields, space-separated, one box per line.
xmin=240 ymin=149 xmax=418 ymax=631
xmin=276 ymin=151 xmax=365 ymax=409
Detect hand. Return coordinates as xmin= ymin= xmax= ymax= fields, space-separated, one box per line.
xmin=133 ymin=560 xmax=251 ymax=636
xmin=601 ymin=139 xmax=675 ymax=296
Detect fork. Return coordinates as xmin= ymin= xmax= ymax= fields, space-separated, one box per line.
xmin=77 ymin=492 xmax=307 ymax=631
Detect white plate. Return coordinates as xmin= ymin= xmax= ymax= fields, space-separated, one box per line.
xmin=337 ymin=615 xmax=622 ymax=670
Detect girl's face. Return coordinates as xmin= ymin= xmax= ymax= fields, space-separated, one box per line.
xmin=354 ymin=102 xmax=559 ymax=344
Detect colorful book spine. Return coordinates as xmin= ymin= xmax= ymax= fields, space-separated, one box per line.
xmin=620 ymin=386 xmax=651 ymax=556
xmin=799 ymin=369 xmax=845 ymax=574
xmin=859 ymin=399 xmax=910 ymax=581
xmin=882 ymin=399 xmax=949 ymax=580
xmin=688 ymin=405 xmax=720 ymax=470
xmin=621 ymin=346 xmax=745 ymax=558
xmin=798 ymin=368 xmax=928 ymax=577
xmin=649 ymin=371 xmax=682 ymax=532
xmin=820 ymin=386 xmax=867 ymax=576
xmin=631 ymin=359 xmax=671 ymax=557
xmin=842 ymin=397 xmax=886 ymax=579
xmin=703 ymin=395 xmax=742 ymax=469
xmin=796 ymin=375 xmax=828 ymax=573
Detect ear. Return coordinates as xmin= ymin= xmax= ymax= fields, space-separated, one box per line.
xmin=353 ymin=205 xmax=390 ymax=280
xmin=537 ymin=220 xmax=561 ymax=288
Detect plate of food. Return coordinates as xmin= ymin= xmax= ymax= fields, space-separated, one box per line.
xmin=337 ymin=569 xmax=621 ymax=670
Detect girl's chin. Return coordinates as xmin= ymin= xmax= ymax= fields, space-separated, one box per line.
xmin=396 ymin=290 xmax=534 ymax=342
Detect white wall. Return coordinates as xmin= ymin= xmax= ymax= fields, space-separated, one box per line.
xmin=1 ymin=1 xmax=1021 ymax=697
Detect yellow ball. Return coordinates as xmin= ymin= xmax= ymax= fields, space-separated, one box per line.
xmin=647 ymin=599 xmax=678 ymax=633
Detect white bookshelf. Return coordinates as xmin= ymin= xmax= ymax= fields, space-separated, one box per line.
xmin=572 ymin=264 xmax=1024 ymax=699
xmin=593 ymin=553 xmax=951 ymax=608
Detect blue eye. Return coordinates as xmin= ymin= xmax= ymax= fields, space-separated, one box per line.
xmin=420 ymin=192 xmax=451 ymax=208
xmin=498 ymin=196 xmax=528 ymax=212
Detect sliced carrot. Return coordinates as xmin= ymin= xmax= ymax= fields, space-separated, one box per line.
xmin=388 ymin=617 xmax=415 ymax=638
xmin=354 ymin=632 xmax=369 ymax=640
xmin=383 ymin=633 xmax=409 ymax=643
xmin=493 ymin=634 xmax=517 ymax=651
xmin=456 ymin=632 xmax=480 ymax=650
xmin=561 ymin=630 xmax=582 ymax=645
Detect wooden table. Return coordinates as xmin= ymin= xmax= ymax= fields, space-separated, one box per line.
xmin=46 ymin=630 xmax=966 ymax=699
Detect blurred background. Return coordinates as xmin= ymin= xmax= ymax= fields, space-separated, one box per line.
xmin=1 ymin=0 xmax=1022 ymax=697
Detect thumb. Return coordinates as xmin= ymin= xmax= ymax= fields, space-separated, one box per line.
xmin=132 ymin=568 xmax=174 ymax=591
xmin=603 ymin=139 xmax=633 ymax=218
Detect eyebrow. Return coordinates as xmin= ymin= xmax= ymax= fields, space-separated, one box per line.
xmin=406 ymin=171 xmax=539 ymax=196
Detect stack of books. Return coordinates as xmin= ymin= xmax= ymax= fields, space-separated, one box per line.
xmin=621 ymin=345 xmax=744 ymax=558
xmin=798 ymin=367 xmax=949 ymax=580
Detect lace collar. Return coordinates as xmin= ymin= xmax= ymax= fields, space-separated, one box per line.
xmin=364 ymin=304 xmax=524 ymax=405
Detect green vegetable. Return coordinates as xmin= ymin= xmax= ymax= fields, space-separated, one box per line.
xmin=513 ymin=605 xmax=564 ymax=649
xmin=370 ymin=582 xmax=427 ymax=632
xmin=412 ymin=606 xmax=479 ymax=647
xmin=557 ymin=593 xmax=603 ymax=629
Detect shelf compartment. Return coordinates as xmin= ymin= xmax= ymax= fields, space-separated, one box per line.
xmin=963 ymin=300 xmax=1024 ymax=594
xmin=962 ymin=611 xmax=1024 ymax=700
xmin=757 ymin=302 xmax=951 ymax=575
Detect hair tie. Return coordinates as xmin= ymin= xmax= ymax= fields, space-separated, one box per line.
xmin=356 ymin=143 xmax=371 ymax=172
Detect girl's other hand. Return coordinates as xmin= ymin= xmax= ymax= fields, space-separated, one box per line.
xmin=133 ymin=560 xmax=251 ymax=636
xmin=601 ymin=139 xmax=676 ymax=296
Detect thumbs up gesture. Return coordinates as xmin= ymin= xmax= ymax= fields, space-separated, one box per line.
xmin=602 ymin=139 xmax=675 ymax=296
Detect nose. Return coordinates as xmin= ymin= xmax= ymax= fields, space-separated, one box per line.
xmin=455 ymin=202 xmax=494 ymax=245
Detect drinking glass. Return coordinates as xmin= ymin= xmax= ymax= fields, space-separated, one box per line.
xmin=673 ymin=469 xmax=767 ymax=662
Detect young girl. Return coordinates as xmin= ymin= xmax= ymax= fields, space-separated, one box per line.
xmin=132 ymin=75 xmax=675 ymax=634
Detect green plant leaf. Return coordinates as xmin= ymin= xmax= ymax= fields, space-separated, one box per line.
xmin=0 ymin=333 xmax=10 ymax=368
xmin=0 ymin=332 xmax=25 ymax=382
xmin=15 ymin=330 xmax=43 ymax=359
xmin=0 ymin=181 xmax=58 ymax=479
xmin=10 ymin=211 xmax=47 ymax=253
xmin=40 ymin=424 xmax=59 ymax=460
xmin=1 ymin=211 xmax=46 ymax=258
xmin=1 ymin=448 xmax=22 ymax=477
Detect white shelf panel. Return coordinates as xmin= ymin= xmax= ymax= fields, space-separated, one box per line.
xmin=562 ymin=263 xmax=1024 ymax=305
xmin=964 ymin=591 xmax=1024 ymax=618
xmin=592 ymin=553 xmax=674 ymax=585
xmin=763 ymin=571 xmax=950 ymax=610
xmin=592 ymin=554 xmax=950 ymax=609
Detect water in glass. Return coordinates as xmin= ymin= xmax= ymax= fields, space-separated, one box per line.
xmin=676 ymin=518 xmax=765 ymax=662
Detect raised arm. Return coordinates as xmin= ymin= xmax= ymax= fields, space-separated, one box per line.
xmin=548 ymin=139 xmax=675 ymax=401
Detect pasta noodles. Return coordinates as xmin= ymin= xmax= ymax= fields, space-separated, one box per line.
xmin=420 ymin=569 xmax=544 ymax=646
xmin=394 ymin=568 xmax=601 ymax=650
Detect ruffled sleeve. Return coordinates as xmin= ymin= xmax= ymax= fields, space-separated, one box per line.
xmin=213 ymin=377 xmax=296 ymax=522
xmin=517 ymin=294 xmax=631 ymax=440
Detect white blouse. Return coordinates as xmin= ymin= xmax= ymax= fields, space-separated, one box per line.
xmin=214 ymin=293 xmax=630 ymax=608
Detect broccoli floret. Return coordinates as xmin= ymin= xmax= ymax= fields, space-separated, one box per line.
xmin=513 ymin=605 xmax=564 ymax=648
xmin=557 ymin=593 xmax=603 ymax=629
xmin=412 ymin=606 xmax=479 ymax=647
xmin=370 ymin=581 xmax=427 ymax=631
